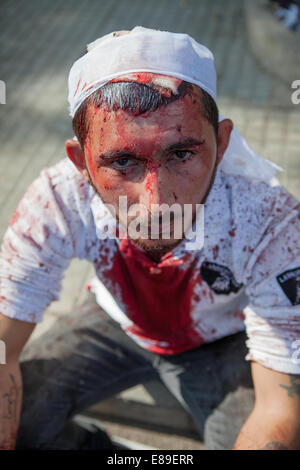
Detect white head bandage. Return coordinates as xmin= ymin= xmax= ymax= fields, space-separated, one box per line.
xmin=68 ymin=26 xmax=282 ymax=184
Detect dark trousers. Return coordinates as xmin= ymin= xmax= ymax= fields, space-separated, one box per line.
xmin=16 ymin=294 xmax=255 ymax=450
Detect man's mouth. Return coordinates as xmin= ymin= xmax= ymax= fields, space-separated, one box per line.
xmin=140 ymin=217 xmax=186 ymax=239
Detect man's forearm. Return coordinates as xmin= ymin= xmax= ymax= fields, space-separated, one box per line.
xmin=233 ymin=407 xmax=300 ymax=450
xmin=0 ymin=361 xmax=23 ymax=450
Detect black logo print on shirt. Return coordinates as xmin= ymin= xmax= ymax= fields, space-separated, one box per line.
xmin=276 ymin=267 xmax=300 ymax=306
xmin=200 ymin=261 xmax=243 ymax=295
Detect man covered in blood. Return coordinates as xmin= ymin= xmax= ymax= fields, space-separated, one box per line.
xmin=1 ymin=28 xmax=300 ymax=451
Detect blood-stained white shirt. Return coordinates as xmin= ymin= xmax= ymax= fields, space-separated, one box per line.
xmin=1 ymin=157 xmax=300 ymax=373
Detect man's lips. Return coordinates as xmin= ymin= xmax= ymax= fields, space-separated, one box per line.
xmin=142 ymin=218 xmax=185 ymax=237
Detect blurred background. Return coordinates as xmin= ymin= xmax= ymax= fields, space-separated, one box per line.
xmin=0 ymin=0 xmax=299 ymax=450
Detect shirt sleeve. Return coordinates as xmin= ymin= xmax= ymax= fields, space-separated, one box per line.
xmin=242 ymin=185 xmax=300 ymax=374
xmin=0 ymin=166 xmax=77 ymax=323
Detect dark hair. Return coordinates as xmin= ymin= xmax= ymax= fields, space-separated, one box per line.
xmin=72 ymin=80 xmax=219 ymax=150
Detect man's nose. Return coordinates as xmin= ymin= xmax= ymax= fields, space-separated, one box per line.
xmin=139 ymin=166 xmax=175 ymax=212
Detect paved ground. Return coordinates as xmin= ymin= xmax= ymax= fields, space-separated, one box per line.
xmin=1 ymin=0 xmax=300 ymax=450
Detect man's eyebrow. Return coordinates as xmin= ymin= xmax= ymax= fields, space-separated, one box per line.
xmin=97 ymin=150 xmax=136 ymax=160
xmin=97 ymin=138 xmax=205 ymax=160
xmin=165 ymin=138 xmax=205 ymax=152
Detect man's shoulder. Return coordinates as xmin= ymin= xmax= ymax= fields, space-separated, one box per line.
xmin=221 ymin=170 xmax=279 ymax=201
xmin=45 ymin=157 xmax=88 ymax=187
xmin=13 ymin=157 xmax=97 ymax=235
xmin=219 ymin=170 xmax=299 ymax=217
xmin=39 ymin=157 xmax=94 ymax=207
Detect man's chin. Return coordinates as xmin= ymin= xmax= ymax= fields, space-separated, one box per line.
xmin=130 ymin=236 xmax=183 ymax=253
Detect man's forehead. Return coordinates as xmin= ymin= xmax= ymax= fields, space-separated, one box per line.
xmin=85 ymin=89 xmax=208 ymax=154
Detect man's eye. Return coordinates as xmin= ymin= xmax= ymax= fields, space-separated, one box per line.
xmin=112 ymin=157 xmax=132 ymax=169
xmin=173 ymin=150 xmax=193 ymax=161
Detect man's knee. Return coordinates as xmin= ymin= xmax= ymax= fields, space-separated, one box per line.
xmin=15 ymin=357 xmax=73 ymax=449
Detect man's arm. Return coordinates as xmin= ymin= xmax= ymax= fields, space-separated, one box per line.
xmin=0 ymin=313 xmax=35 ymax=449
xmin=233 ymin=361 xmax=300 ymax=450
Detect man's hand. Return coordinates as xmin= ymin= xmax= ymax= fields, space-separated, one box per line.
xmin=233 ymin=361 xmax=300 ymax=450
xmin=0 ymin=313 xmax=36 ymax=449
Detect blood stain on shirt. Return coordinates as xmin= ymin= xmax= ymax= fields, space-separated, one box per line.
xmin=212 ymin=245 xmax=219 ymax=260
xmin=9 ymin=211 xmax=20 ymax=227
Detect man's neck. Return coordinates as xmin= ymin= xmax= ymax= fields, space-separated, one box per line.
xmin=132 ymin=239 xmax=183 ymax=264
xmin=143 ymin=249 xmax=167 ymax=263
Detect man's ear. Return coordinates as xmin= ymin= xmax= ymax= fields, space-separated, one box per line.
xmin=216 ymin=119 xmax=233 ymax=165
xmin=65 ymin=139 xmax=90 ymax=183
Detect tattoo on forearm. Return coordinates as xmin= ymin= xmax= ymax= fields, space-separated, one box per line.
xmin=260 ymin=441 xmax=289 ymax=450
xmin=279 ymin=375 xmax=300 ymax=398
xmin=1 ymin=374 xmax=20 ymax=422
